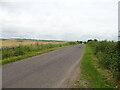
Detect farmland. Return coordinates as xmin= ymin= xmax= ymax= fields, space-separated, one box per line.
xmin=1 ymin=39 xmax=78 ymax=65
xmin=1 ymin=40 xmax=65 ymax=47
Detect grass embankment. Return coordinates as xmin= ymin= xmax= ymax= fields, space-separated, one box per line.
xmin=75 ymin=45 xmax=115 ymax=88
xmin=1 ymin=42 xmax=78 ymax=65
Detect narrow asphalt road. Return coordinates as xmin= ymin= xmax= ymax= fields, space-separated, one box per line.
xmin=3 ymin=44 xmax=86 ymax=88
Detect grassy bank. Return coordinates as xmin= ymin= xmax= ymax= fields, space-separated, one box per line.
xmin=75 ymin=45 xmax=115 ymax=88
xmin=1 ymin=42 xmax=78 ymax=65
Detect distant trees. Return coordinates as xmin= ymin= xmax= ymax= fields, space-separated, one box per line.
xmin=76 ymin=39 xmax=98 ymax=44
xmin=77 ymin=41 xmax=82 ymax=44
xmin=94 ymin=39 xmax=98 ymax=42
xmin=83 ymin=41 xmax=87 ymax=44
xmin=87 ymin=39 xmax=98 ymax=43
xmin=87 ymin=39 xmax=92 ymax=42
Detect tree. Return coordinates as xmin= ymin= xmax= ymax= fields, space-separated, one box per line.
xmin=87 ymin=39 xmax=92 ymax=42
xmin=94 ymin=39 xmax=98 ymax=42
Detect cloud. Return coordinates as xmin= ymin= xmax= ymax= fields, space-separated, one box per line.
xmin=1 ymin=0 xmax=119 ymax=41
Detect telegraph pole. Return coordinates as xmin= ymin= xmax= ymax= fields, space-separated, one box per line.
xmin=118 ymin=1 xmax=120 ymax=41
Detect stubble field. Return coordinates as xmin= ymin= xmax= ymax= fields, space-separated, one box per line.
xmin=1 ymin=40 xmax=65 ymax=47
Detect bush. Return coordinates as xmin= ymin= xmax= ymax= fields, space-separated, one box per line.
xmin=88 ymin=41 xmax=119 ymax=82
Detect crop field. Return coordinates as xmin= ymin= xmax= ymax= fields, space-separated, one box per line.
xmin=1 ymin=40 xmax=77 ymax=65
xmin=1 ymin=40 xmax=65 ymax=47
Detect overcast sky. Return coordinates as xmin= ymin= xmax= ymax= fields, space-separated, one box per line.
xmin=0 ymin=0 xmax=119 ymax=41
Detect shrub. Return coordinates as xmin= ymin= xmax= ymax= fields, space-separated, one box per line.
xmin=88 ymin=41 xmax=119 ymax=82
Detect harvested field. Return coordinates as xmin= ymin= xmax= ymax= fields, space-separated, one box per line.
xmin=1 ymin=41 xmax=65 ymax=47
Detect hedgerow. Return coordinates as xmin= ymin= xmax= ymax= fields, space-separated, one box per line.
xmin=88 ymin=41 xmax=120 ymax=82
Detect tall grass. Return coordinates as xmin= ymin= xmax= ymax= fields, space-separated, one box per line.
xmin=88 ymin=41 xmax=120 ymax=83
xmin=1 ymin=42 xmax=78 ymax=65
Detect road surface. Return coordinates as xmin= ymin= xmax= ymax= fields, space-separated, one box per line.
xmin=3 ymin=44 xmax=86 ymax=88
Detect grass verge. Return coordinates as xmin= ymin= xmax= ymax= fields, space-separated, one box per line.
xmin=74 ymin=45 xmax=115 ymax=88
xmin=1 ymin=44 xmax=74 ymax=65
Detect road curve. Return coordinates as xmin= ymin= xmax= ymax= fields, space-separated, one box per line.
xmin=3 ymin=44 xmax=86 ymax=88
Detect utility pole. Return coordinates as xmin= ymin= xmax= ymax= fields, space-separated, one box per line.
xmin=118 ymin=1 xmax=120 ymax=41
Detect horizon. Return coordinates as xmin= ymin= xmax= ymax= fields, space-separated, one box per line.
xmin=0 ymin=37 xmax=118 ymax=42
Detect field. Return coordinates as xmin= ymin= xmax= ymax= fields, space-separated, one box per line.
xmin=1 ymin=40 xmax=65 ymax=47
xmin=1 ymin=40 xmax=78 ymax=65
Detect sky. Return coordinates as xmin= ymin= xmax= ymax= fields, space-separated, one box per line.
xmin=0 ymin=0 xmax=119 ymax=41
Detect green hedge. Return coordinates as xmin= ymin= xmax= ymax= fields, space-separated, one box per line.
xmin=88 ymin=41 xmax=120 ymax=82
